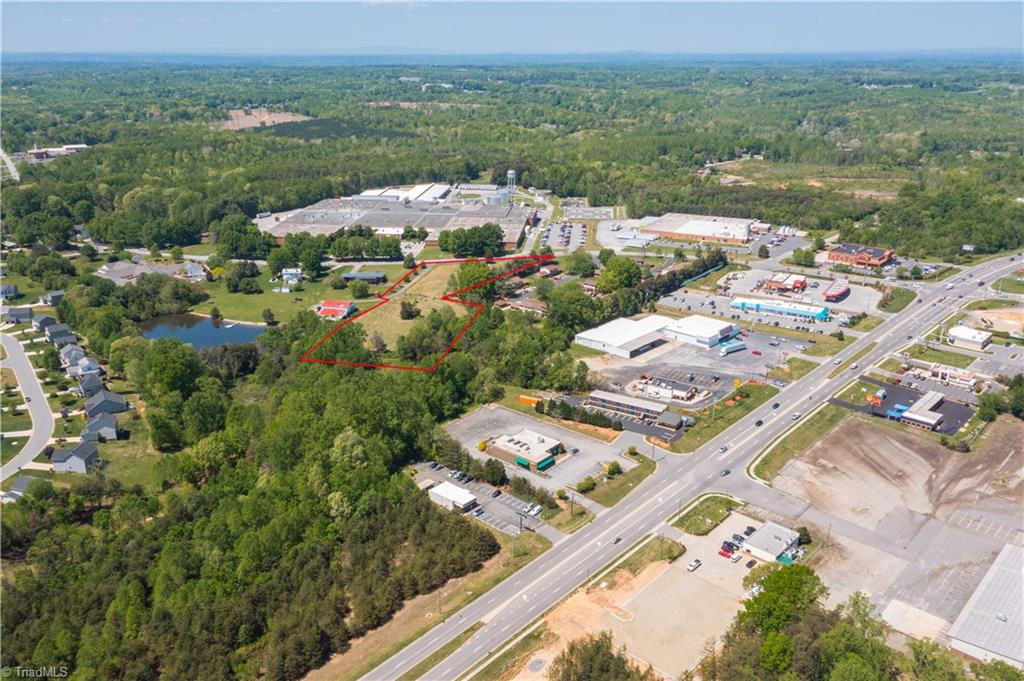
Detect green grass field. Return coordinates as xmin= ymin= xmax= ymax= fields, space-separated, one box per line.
xmin=767 ymin=357 xmax=819 ymax=381
xmin=684 ymin=263 xmax=750 ymax=291
xmin=847 ymin=315 xmax=885 ymax=331
xmin=100 ymin=415 xmax=167 ymax=493
xmin=541 ymin=504 xmax=594 ymax=533
xmin=995 ymin=276 xmax=1024 ymax=295
xmin=671 ymin=383 xmax=778 ymax=452
xmin=582 ymin=452 xmax=655 ymax=507
xmin=836 ymin=379 xmax=880 ymax=403
xmin=878 ymin=287 xmax=917 ymax=313
xmin=753 ymin=404 xmax=848 ymax=481
xmin=0 ymin=410 xmax=33 ymax=433
xmin=616 ymin=536 xmax=685 ymax=575
xmin=905 ymin=343 xmax=976 ymax=369
xmin=672 ymin=495 xmax=740 ymax=535
xmin=963 ymin=298 xmax=1018 ymax=311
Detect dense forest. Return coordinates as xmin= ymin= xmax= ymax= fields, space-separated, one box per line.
xmin=2 ymin=59 xmax=1022 ymax=257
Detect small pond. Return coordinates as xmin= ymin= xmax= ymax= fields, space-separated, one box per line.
xmin=140 ymin=314 xmax=265 ymax=348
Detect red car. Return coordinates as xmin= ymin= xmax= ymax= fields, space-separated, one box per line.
xmin=751 ymin=350 xmax=762 ymax=356
xmin=718 ymin=549 xmax=733 ymax=558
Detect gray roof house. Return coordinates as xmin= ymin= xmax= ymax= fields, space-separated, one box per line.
xmin=0 ymin=284 xmax=19 ymax=301
xmin=3 ymin=306 xmax=32 ymax=324
xmin=40 ymin=289 xmax=64 ymax=305
xmin=32 ymin=314 xmax=57 ymax=332
xmin=51 ymin=442 xmax=99 ymax=474
xmin=0 ymin=475 xmax=40 ymax=504
xmin=44 ymin=323 xmax=71 ymax=342
xmin=81 ymin=413 xmax=120 ymax=442
xmin=85 ymin=390 xmax=128 ymax=417
xmin=67 ymin=355 xmax=102 ymax=378
xmin=343 ymin=270 xmax=387 ymax=284
xmin=60 ymin=344 xmax=86 ymax=367
xmin=49 ymin=331 xmax=78 ymax=348
xmin=77 ymin=373 xmax=105 ymax=398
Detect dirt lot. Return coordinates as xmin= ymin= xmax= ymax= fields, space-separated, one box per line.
xmin=216 ymin=107 xmax=311 ymax=130
xmin=965 ymin=307 xmax=1024 ymax=334
xmin=774 ymin=415 xmax=1023 ymax=528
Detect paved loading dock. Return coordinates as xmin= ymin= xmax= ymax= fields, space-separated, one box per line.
xmin=445 ymin=405 xmax=635 ymax=492
xmin=830 ymin=375 xmax=974 ymax=435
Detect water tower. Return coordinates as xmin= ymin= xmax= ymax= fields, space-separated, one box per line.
xmin=506 ymin=169 xmax=516 ymax=192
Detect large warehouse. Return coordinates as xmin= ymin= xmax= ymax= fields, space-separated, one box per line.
xmin=948 ymin=543 xmax=1023 ymax=669
xmin=663 ymin=315 xmax=740 ymax=347
xmin=573 ymin=315 xmax=674 ymax=358
xmin=640 ymin=213 xmax=759 ymax=244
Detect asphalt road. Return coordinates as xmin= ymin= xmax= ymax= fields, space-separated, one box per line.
xmin=359 ymin=254 xmax=1022 ymax=681
xmin=1 ymin=333 xmax=55 ymax=481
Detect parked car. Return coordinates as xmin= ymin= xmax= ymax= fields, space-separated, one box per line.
xmin=732 ymin=534 xmax=746 ymax=544
xmin=722 ymin=541 xmax=739 ymax=552
xmin=472 ymin=507 xmax=485 ymax=516
xmin=744 ymin=526 xmax=757 ymax=536
xmin=745 ymin=559 xmax=757 ymax=569
xmin=731 ymin=553 xmax=743 ymax=563
xmin=490 ymin=489 xmax=502 ymax=498
xmin=752 ymin=350 xmax=763 ymax=356
xmin=718 ymin=549 xmax=733 ymax=558
xmin=687 ymin=559 xmax=702 ymax=572
xmin=530 ymin=506 xmax=543 ymax=517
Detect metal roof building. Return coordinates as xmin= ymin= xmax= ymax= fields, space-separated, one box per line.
xmin=948 ymin=544 xmax=1023 ymax=668
xmin=663 ymin=315 xmax=740 ymax=347
xmin=573 ymin=315 xmax=674 ymax=358
xmin=901 ymin=390 xmax=944 ymax=430
xmin=743 ymin=522 xmax=800 ymax=563
xmin=428 ymin=481 xmax=477 ymax=513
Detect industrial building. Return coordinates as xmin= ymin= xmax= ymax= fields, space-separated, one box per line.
xmin=258 ymin=190 xmax=535 ymax=250
xmin=827 ymin=244 xmax=895 ymax=268
xmin=639 ymin=213 xmax=758 ymax=244
xmin=743 ymin=522 xmax=800 ymax=563
xmin=899 ymin=390 xmax=945 ymax=430
xmin=822 ymin=278 xmax=851 ymax=302
xmin=573 ymin=315 xmax=674 ymax=358
xmin=586 ymin=390 xmax=666 ymax=421
xmin=947 ymin=543 xmax=1023 ymax=669
xmin=488 ymin=429 xmax=564 ymax=472
xmin=662 ymin=315 xmax=740 ymax=347
xmin=948 ymin=325 xmax=992 ymax=351
xmin=763 ymin=273 xmax=807 ymax=292
xmin=730 ymin=297 xmax=829 ymax=321
xmin=428 ymin=481 xmax=477 ymax=512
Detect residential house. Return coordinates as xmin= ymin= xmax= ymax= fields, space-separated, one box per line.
xmin=59 ymin=344 xmax=86 ymax=367
xmin=32 ymin=314 xmax=56 ymax=333
xmin=85 ymin=390 xmax=128 ymax=417
xmin=0 ymin=475 xmax=40 ymax=504
xmin=77 ymin=373 xmax=105 ymax=398
xmin=44 ymin=323 xmax=71 ymax=342
xmin=0 ymin=284 xmax=19 ymax=301
xmin=67 ymin=355 xmax=102 ymax=378
xmin=81 ymin=413 xmax=120 ymax=442
xmin=508 ymin=299 xmax=547 ymax=317
xmin=2 ymin=306 xmax=32 ymax=324
xmin=40 ymin=289 xmax=64 ymax=305
xmin=281 ymin=268 xmax=303 ymax=286
xmin=51 ymin=442 xmax=99 ymax=474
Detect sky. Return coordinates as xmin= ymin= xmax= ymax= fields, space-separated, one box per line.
xmin=2 ymin=2 xmax=1021 ymax=56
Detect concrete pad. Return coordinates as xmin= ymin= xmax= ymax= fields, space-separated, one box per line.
xmin=882 ymin=600 xmax=950 ymax=641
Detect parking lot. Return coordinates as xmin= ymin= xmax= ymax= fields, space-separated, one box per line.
xmin=542 ymin=221 xmax=587 ymax=251
xmin=563 ymin=206 xmax=615 ymax=220
xmin=445 ymin=405 xmax=635 ymax=493
xmin=414 ymin=464 xmax=547 ymax=537
xmin=724 ymin=267 xmax=883 ymax=315
xmin=832 ymin=374 xmax=975 ymax=435
xmin=558 ymin=394 xmax=687 ymax=443
xmin=601 ymin=512 xmax=762 ymax=678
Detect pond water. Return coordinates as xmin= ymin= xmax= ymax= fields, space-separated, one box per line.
xmin=139 ymin=314 xmax=265 ymax=348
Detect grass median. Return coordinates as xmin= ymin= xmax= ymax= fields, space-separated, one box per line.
xmin=827 ymin=342 xmax=877 ymax=378
xmin=753 ymin=404 xmax=848 ymax=481
xmin=581 ymin=451 xmax=655 ymax=507
xmin=670 ymin=383 xmax=778 ymax=453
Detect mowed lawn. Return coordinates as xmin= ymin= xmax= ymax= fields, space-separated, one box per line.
xmin=671 ymin=383 xmax=779 ymax=452
xmin=905 ymin=343 xmax=976 ymax=369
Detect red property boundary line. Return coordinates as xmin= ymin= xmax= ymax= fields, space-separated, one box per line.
xmin=299 ymin=253 xmax=555 ymax=371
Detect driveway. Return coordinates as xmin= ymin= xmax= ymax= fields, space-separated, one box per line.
xmin=1 ymin=333 xmax=55 ymax=481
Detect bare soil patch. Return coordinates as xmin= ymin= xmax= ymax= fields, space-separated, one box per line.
xmin=216 ymin=108 xmax=311 ymax=131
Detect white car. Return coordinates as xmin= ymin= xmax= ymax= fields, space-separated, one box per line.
xmin=792 ymin=412 xmax=802 ymax=420
xmin=833 ymin=358 xmax=843 ymax=365
xmin=687 ymin=559 xmax=702 ymax=572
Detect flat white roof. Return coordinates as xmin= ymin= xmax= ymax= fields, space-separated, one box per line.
xmin=948 ymin=543 xmax=1023 ymax=666
xmin=589 ymin=389 xmax=666 ymax=413
xmin=949 ymin=325 xmax=992 ymax=343
xmin=574 ymin=315 xmax=674 ymax=349
xmin=430 ymin=481 xmax=476 ymax=506
xmin=666 ymin=314 xmax=735 ymax=338
xmin=745 ymin=521 xmax=799 ymax=558
xmin=492 ymin=429 xmax=562 ymax=463
xmin=643 ymin=213 xmax=754 ymax=240
xmin=903 ymin=390 xmax=944 ymax=427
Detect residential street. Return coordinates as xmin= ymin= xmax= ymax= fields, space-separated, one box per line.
xmin=1 ymin=333 xmax=55 ymax=481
